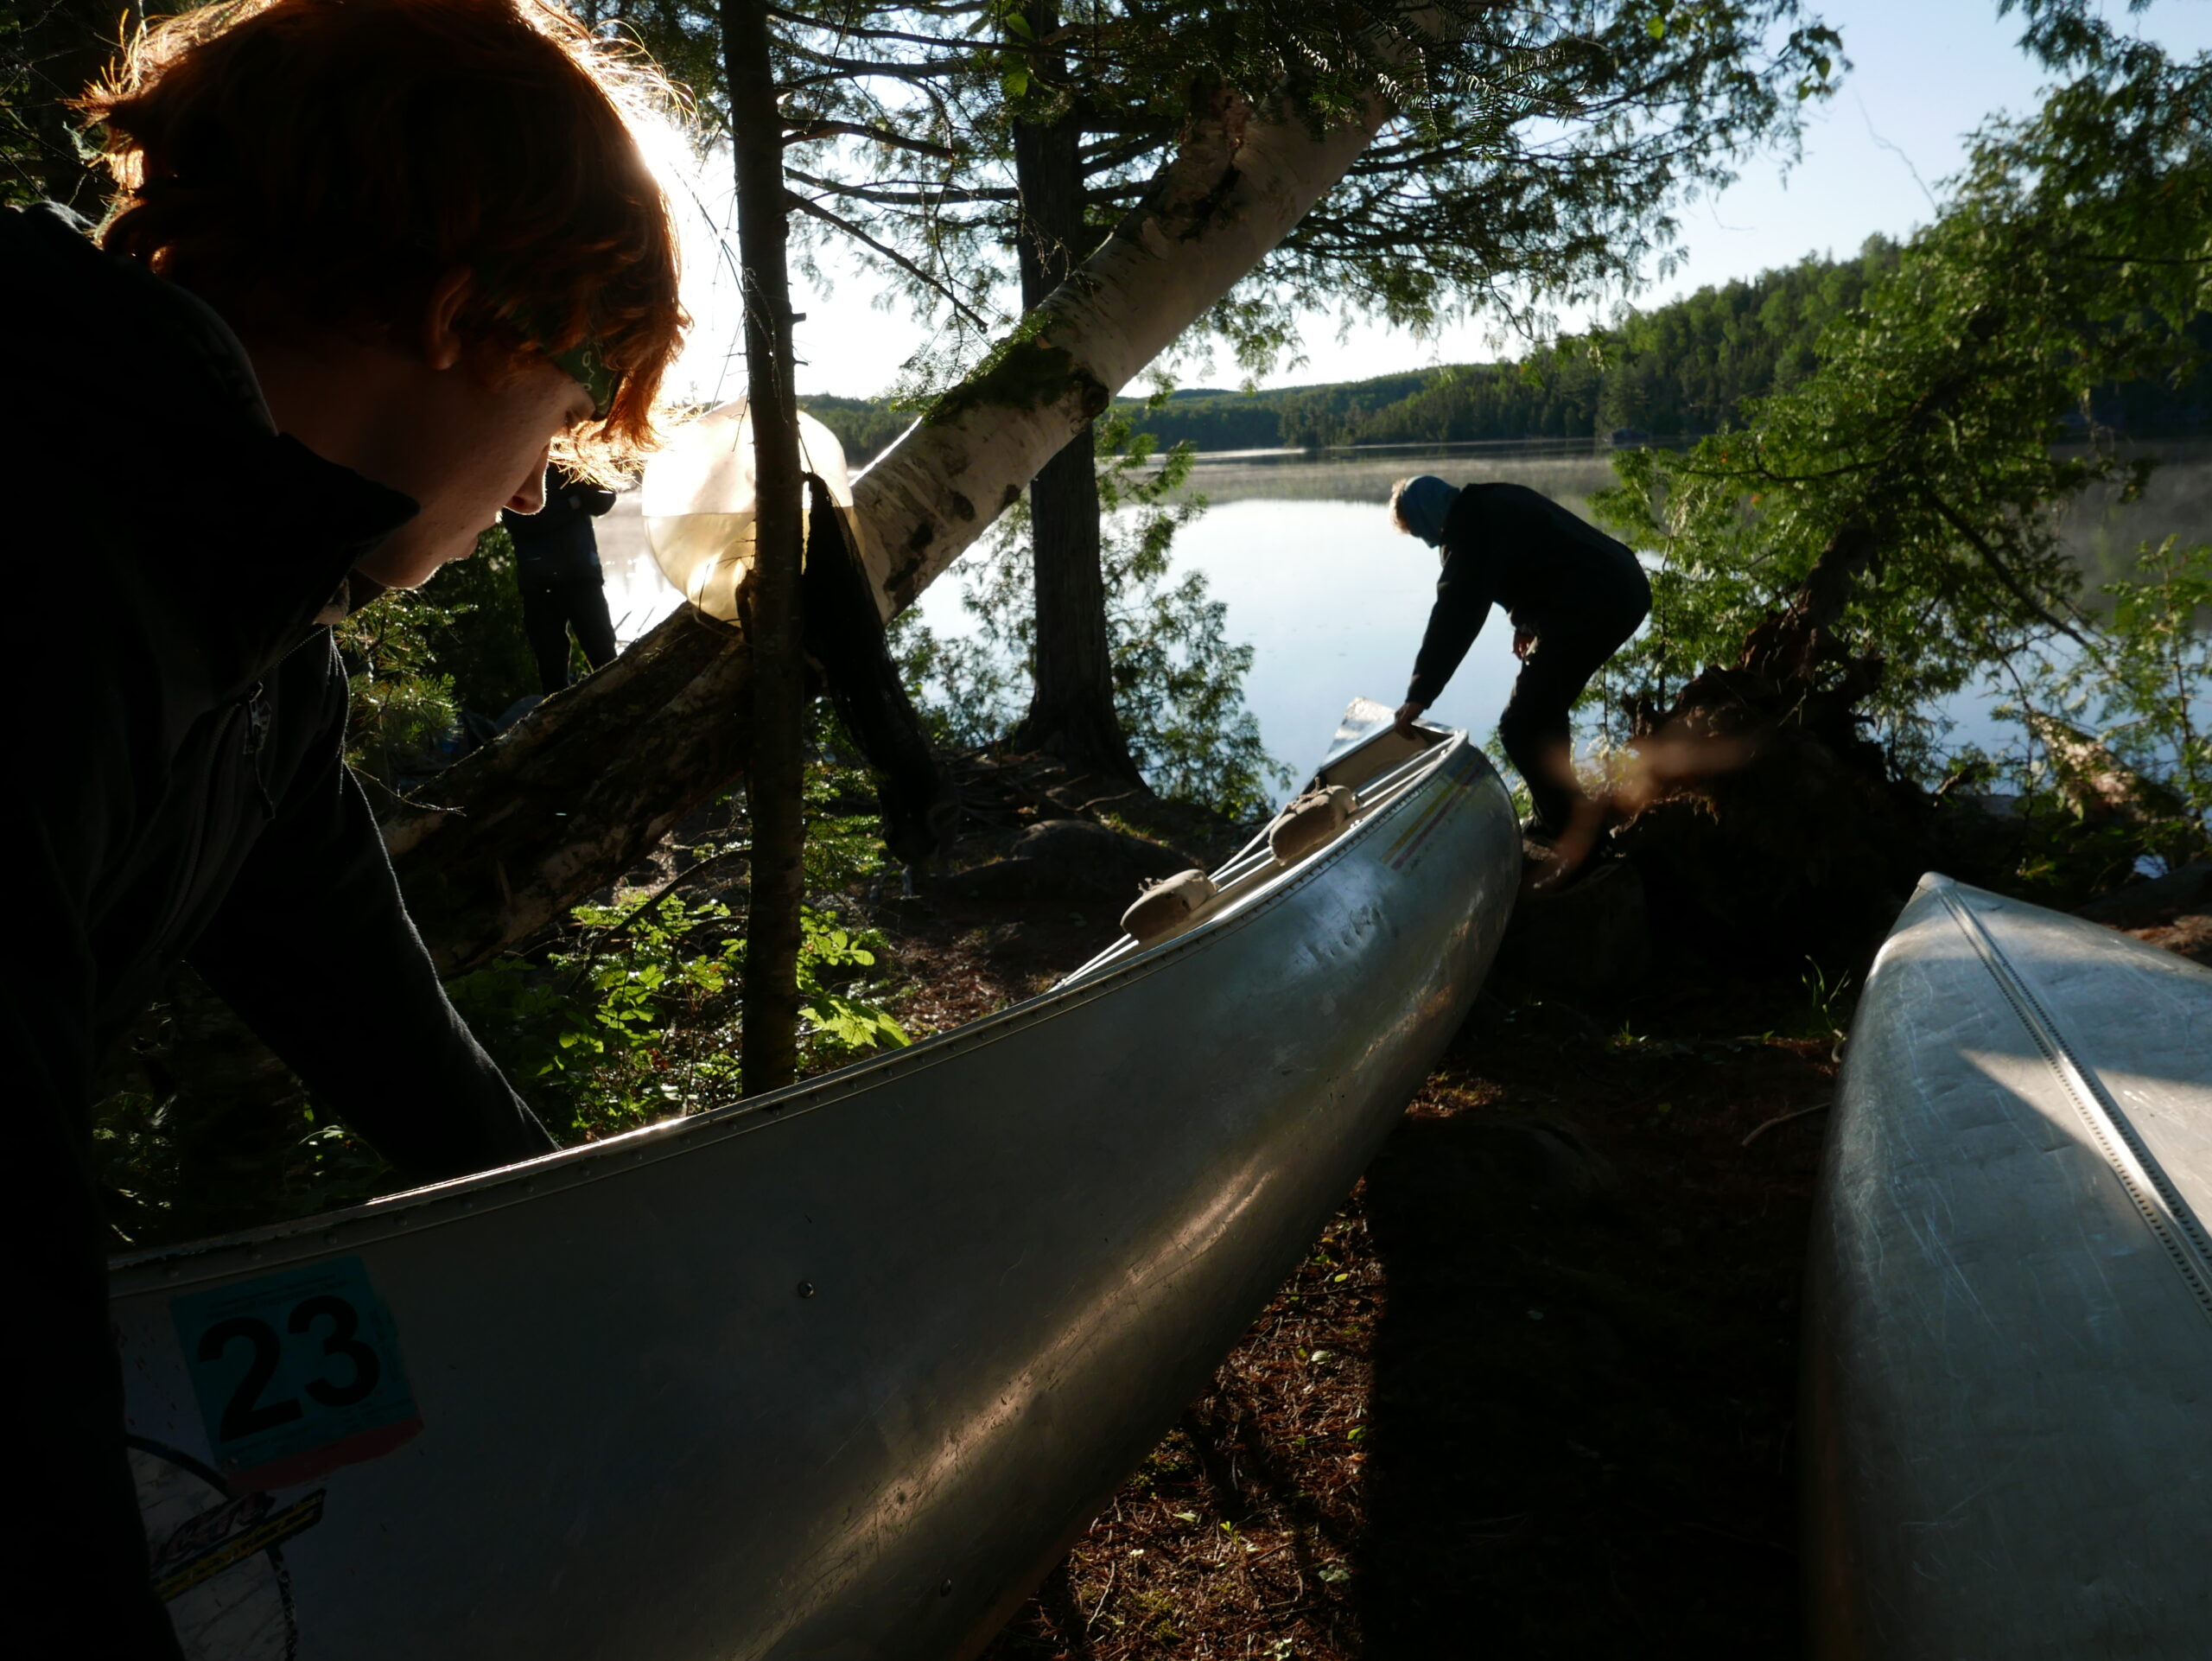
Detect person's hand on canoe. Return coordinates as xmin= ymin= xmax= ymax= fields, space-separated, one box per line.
xmin=1394 ymin=700 xmax=1427 ymax=739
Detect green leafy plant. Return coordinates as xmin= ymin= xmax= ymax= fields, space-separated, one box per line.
xmin=1797 ymin=956 xmax=1857 ymax=1044
xmin=446 ymin=772 xmax=907 ymax=1148
xmin=1575 ymin=29 xmax=2212 ymax=892
xmin=450 ymin=888 xmax=909 ymax=1144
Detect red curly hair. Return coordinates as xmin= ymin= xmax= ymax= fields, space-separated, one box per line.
xmin=81 ymin=0 xmax=685 ymax=470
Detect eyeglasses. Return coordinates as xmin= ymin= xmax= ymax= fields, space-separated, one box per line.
xmin=480 ymin=267 xmax=622 ymax=421
xmin=546 ymin=335 xmax=621 ymax=422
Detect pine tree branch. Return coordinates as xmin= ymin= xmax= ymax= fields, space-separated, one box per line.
xmin=781 ymin=42 xmax=968 ymax=80
xmin=785 ymin=165 xmax=1016 ymax=206
xmin=1917 ymin=486 xmax=2094 ymax=646
xmin=766 ymin=6 xmax=990 ymax=51
xmin=783 ymin=119 xmax=957 ymax=160
xmin=785 ymin=191 xmax=995 ymax=331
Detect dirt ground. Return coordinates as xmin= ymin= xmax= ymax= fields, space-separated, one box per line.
xmin=861 ymin=759 xmax=1840 ymax=1661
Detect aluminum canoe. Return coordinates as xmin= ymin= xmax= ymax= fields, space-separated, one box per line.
xmin=1805 ymin=873 xmax=2212 ymax=1658
xmin=115 ymin=702 xmax=1519 ymax=1661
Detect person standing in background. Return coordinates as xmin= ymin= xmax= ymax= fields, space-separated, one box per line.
xmin=505 ymin=461 xmax=621 ymax=691
xmin=1389 ymin=474 xmax=1650 ymax=875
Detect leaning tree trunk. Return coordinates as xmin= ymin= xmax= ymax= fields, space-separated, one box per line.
xmin=721 ymin=0 xmax=807 ymax=1095
xmin=383 ymin=76 xmax=1395 ymax=976
xmin=1005 ymin=0 xmax=1140 ymax=782
xmin=1608 ymin=377 xmax=2031 ymax=973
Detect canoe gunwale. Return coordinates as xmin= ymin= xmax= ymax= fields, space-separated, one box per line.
xmin=1929 ymin=874 xmax=2212 ymax=1327
xmin=111 ymin=727 xmax=1490 ymax=1296
xmin=1060 ymin=722 xmax=1455 ymax=980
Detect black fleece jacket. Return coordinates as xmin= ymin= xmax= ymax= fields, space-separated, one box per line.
xmin=3 ymin=203 xmax=552 ymax=1178
xmin=5 ymin=200 xmax=559 ymax=1661
xmin=502 ymin=462 xmax=617 ymax=586
xmin=1405 ymin=481 xmax=1651 ymax=706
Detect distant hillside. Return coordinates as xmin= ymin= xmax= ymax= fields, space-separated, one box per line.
xmin=797 ymin=394 xmax=914 ymax=466
xmin=1123 ymin=239 xmax=1906 ymax=453
xmin=802 ymin=236 xmax=2210 ymax=465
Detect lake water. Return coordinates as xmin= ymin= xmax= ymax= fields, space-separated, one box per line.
xmin=597 ymin=439 xmax=2212 ymax=802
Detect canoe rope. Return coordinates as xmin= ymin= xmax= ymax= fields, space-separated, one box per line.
xmin=1936 ymin=881 xmax=2212 ymax=1328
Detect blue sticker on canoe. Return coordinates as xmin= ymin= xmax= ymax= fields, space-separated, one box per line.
xmin=171 ymin=1256 xmax=422 ymax=1490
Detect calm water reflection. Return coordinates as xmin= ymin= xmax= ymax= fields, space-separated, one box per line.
xmin=594 ymin=439 xmax=2212 ymax=803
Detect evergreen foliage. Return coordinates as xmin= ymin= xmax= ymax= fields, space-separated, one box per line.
xmin=796 ymin=391 xmax=916 ymax=462
xmin=1 ymin=13 xmax=47 ymax=207
xmin=797 ymin=242 xmax=1901 ymax=456
xmin=1268 ymin=245 xmax=1904 ymax=448
xmin=334 ymin=528 xmax=543 ymax=802
xmin=1592 ymin=9 xmax=2212 ymax=862
xmin=3 ymin=0 xmax=116 ymax=211
xmin=739 ymin=1 xmax=1840 ymax=388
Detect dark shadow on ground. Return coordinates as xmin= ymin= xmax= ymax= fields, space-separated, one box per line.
xmin=1355 ymin=996 xmax=1830 ymax=1658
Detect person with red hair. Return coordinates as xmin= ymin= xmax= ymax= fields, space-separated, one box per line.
xmin=2 ymin=3 xmax=686 ymax=1651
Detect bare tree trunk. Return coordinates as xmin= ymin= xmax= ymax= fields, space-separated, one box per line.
xmin=383 ymin=77 xmax=1394 ymax=976
xmin=1006 ymin=1 xmax=1138 ymax=781
xmin=721 ymin=0 xmax=805 ymax=1096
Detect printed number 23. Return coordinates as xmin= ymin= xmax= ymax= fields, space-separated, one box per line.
xmin=199 ymin=1295 xmax=383 ymax=1442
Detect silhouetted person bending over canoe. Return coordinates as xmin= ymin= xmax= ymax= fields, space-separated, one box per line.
xmin=504 ymin=461 xmax=621 ymax=691
xmin=1390 ymin=475 xmax=1650 ymax=851
xmin=4 ymin=3 xmax=683 ymax=1653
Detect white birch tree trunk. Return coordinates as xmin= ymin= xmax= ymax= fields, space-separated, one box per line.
xmin=852 ymin=86 xmax=1389 ymax=618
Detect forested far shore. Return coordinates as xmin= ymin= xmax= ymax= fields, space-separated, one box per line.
xmin=804 ymin=238 xmax=2212 ymax=467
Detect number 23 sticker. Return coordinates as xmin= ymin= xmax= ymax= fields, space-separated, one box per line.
xmin=171 ymin=1256 xmax=423 ymax=1491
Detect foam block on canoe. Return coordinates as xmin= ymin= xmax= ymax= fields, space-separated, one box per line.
xmin=1121 ymin=869 xmax=1218 ymax=943
xmin=1268 ymin=786 xmax=1357 ymax=865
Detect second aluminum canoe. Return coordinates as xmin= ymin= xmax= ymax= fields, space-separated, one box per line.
xmin=1806 ymin=874 xmax=2212 ymax=1658
xmin=116 ymin=705 xmax=1517 ymax=1661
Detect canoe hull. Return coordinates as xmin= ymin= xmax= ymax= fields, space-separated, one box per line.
xmin=118 ymin=733 xmax=1517 ymax=1660
xmin=1806 ymin=875 xmax=2212 ymax=1658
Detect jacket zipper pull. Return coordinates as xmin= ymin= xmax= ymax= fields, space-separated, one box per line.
xmin=242 ymin=682 xmax=270 ymax=756
xmin=243 ymin=682 xmax=277 ymax=818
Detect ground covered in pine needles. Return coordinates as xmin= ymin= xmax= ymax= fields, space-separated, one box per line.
xmin=963 ymin=997 xmax=1834 ymax=1661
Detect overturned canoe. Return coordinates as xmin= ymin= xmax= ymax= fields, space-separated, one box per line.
xmin=117 ymin=701 xmax=1518 ymax=1661
xmin=1805 ymin=874 xmax=2212 ymax=1658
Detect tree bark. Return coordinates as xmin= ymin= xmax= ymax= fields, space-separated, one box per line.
xmin=721 ymin=0 xmax=806 ymax=1096
xmin=383 ymin=74 xmax=1395 ymax=977
xmin=1006 ymin=1 xmax=1138 ymax=781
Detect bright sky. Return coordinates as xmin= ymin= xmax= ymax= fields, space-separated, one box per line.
xmin=662 ymin=0 xmax=2212 ymax=403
